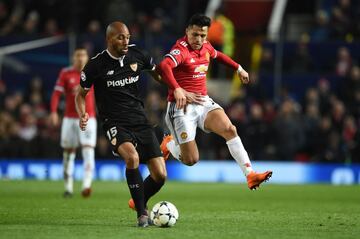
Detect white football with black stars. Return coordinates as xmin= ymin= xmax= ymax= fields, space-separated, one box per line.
xmin=150 ymin=201 xmax=179 ymax=227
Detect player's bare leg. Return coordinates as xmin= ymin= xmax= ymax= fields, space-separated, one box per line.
xmin=81 ymin=145 xmax=95 ymax=198
xmin=63 ymin=148 xmax=76 ymax=197
xmin=117 ymin=142 xmax=148 ymax=227
xmin=204 ymin=109 xmax=272 ymax=190
xmin=145 ymin=157 xmax=166 ymax=205
xmin=179 ymin=141 xmax=199 ymax=166
xmin=161 ymin=136 xmax=200 ymax=166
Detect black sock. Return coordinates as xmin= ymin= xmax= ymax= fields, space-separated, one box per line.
xmin=143 ymin=175 xmax=165 ymax=208
xmin=125 ymin=168 xmax=146 ymax=218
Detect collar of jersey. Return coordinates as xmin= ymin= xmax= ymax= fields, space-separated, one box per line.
xmin=106 ymin=49 xmax=124 ymax=60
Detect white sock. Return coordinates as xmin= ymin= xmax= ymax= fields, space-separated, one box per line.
xmin=81 ymin=147 xmax=95 ymax=189
xmin=166 ymin=139 xmax=181 ymax=161
xmin=63 ymin=151 xmax=75 ymax=193
xmin=226 ymin=136 xmax=253 ymax=176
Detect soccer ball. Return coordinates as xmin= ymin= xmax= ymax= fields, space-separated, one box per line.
xmin=150 ymin=201 xmax=179 ymax=227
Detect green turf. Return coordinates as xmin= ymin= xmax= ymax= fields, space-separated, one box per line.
xmin=0 ymin=181 xmax=359 ymax=239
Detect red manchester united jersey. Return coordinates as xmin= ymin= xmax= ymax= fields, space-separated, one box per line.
xmin=165 ymin=36 xmax=218 ymax=101
xmin=51 ymin=66 xmax=96 ymax=118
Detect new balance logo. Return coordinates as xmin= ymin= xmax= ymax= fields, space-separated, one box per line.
xmin=107 ymin=70 xmax=114 ymax=75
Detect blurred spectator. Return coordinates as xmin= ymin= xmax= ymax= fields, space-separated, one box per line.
xmin=22 ymin=10 xmax=39 ymax=36
xmin=335 ymin=46 xmax=352 ymax=77
xmin=331 ymin=99 xmax=346 ymax=133
xmin=310 ymin=9 xmax=330 ymax=42
xmin=18 ymin=110 xmax=37 ymax=141
xmin=321 ymin=130 xmax=345 ymax=162
xmin=302 ymin=103 xmax=321 ymax=159
xmin=24 ymin=76 xmax=46 ymax=105
xmin=342 ymin=115 xmax=359 ymax=162
xmin=43 ymin=18 xmax=62 ymax=36
xmin=245 ymin=71 xmax=267 ymax=103
xmin=290 ymin=34 xmax=313 ymax=73
xmin=317 ymin=78 xmax=333 ymax=115
xmin=0 ymin=79 xmax=7 ymax=108
xmin=243 ymin=103 xmax=268 ymax=160
xmin=342 ymin=63 xmax=360 ymax=119
xmin=0 ymin=0 xmax=24 ymax=36
xmin=272 ymin=99 xmax=305 ymax=160
xmin=80 ymin=20 xmax=104 ymax=56
xmin=259 ymin=47 xmax=274 ymax=74
xmin=330 ymin=0 xmax=353 ymax=40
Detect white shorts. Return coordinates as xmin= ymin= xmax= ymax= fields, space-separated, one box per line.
xmin=165 ymin=96 xmax=222 ymax=145
xmin=60 ymin=117 xmax=97 ymax=148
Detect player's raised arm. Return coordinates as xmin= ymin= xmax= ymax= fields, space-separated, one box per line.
xmin=75 ymin=86 xmax=89 ymax=131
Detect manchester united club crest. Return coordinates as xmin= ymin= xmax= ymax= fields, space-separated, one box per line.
xmin=205 ymin=52 xmax=210 ymax=61
xmin=180 ymin=132 xmax=188 ymax=140
xmin=130 ymin=63 xmax=138 ymax=72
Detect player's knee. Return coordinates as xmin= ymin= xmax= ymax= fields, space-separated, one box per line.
xmin=124 ymin=153 xmax=140 ymax=169
xmin=153 ymin=170 xmax=167 ymax=183
xmin=182 ymin=155 xmax=199 ymax=166
xmin=223 ymin=124 xmax=237 ymax=139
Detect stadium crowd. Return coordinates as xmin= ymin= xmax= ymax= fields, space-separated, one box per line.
xmin=0 ymin=0 xmax=359 ymax=162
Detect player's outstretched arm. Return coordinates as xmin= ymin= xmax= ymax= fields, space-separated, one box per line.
xmin=75 ymin=86 xmax=89 ymax=131
xmin=215 ymin=51 xmax=249 ymax=84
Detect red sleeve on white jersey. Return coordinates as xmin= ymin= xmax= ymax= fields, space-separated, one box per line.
xmin=164 ymin=40 xmax=188 ymax=67
xmin=50 ymin=69 xmax=66 ymax=113
xmin=54 ymin=69 xmax=66 ymax=92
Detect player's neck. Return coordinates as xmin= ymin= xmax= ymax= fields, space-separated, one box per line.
xmin=106 ymin=48 xmax=123 ymax=59
xmin=73 ymin=65 xmax=82 ymax=72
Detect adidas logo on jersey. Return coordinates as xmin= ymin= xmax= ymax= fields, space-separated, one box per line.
xmin=107 ymin=76 xmax=139 ymax=87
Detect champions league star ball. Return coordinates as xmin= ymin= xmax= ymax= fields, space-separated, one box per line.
xmin=150 ymin=201 xmax=179 ymax=227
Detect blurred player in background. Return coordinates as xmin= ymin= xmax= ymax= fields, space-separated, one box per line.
xmin=50 ymin=47 xmax=97 ymax=198
xmin=157 ymin=14 xmax=272 ymax=190
xmin=75 ymin=22 xmax=166 ymax=227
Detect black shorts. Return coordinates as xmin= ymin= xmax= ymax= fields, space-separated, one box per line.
xmin=103 ymin=122 xmax=162 ymax=163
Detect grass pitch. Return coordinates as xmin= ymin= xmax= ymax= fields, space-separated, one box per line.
xmin=0 ymin=180 xmax=358 ymax=239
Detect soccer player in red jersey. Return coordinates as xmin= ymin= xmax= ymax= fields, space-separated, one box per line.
xmin=157 ymin=14 xmax=272 ymax=190
xmin=50 ymin=47 xmax=97 ymax=197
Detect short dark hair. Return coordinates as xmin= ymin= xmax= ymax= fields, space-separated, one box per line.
xmin=74 ymin=46 xmax=87 ymax=52
xmin=187 ymin=13 xmax=211 ymax=28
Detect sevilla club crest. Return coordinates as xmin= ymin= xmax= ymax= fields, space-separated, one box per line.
xmin=130 ymin=63 xmax=138 ymax=72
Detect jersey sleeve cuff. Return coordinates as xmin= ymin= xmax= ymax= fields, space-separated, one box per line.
xmin=165 ymin=54 xmax=178 ymax=67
